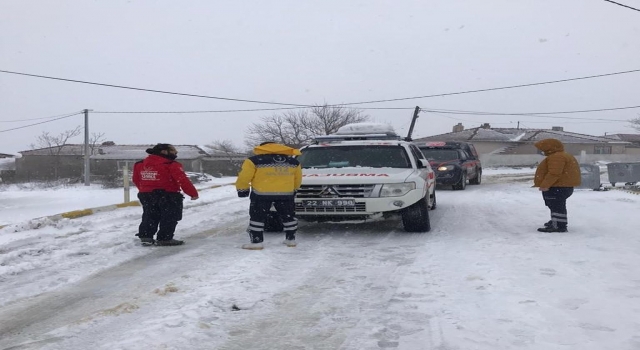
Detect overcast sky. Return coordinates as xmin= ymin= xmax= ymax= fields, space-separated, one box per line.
xmin=1 ymin=0 xmax=639 ymax=154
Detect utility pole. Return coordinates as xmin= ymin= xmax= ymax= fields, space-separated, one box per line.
xmin=83 ymin=109 xmax=91 ymax=186
xmin=406 ymin=106 xmax=421 ymax=141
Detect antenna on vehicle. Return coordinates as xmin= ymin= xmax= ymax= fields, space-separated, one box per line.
xmin=405 ymin=106 xmax=421 ymax=141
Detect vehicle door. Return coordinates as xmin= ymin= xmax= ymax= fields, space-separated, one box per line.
xmin=459 ymin=150 xmax=475 ymax=178
xmin=409 ymin=145 xmax=434 ymax=194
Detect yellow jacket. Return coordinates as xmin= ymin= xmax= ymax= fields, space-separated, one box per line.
xmin=534 ymin=139 xmax=581 ymax=188
xmin=235 ymin=143 xmax=302 ymax=197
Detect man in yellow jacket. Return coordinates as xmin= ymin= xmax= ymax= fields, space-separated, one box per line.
xmin=236 ymin=142 xmax=302 ymax=250
xmin=533 ymin=138 xmax=581 ymax=232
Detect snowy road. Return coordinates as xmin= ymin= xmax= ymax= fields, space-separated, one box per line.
xmin=1 ymin=171 xmax=640 ymax=349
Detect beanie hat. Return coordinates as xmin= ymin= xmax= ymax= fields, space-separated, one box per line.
xmin=146 ymin=143 xmax=172 ymax=155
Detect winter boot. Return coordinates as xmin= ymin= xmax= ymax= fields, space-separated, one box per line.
xmin=156 ymin=239 xmax=184 ymax=246
xmin=537 ymin=226 xmax=568 ymax=233
xmin=140 ymin=237 xmax=155 ymax=246
xmin=544 ymin=220 xmax=553 ymax=228
xmin=283 ymin=239 xmax=297 ymax=247
xmin=242 ymin=242 xmax=264 ymax=250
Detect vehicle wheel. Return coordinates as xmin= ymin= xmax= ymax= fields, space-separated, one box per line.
xmin=264 ymin=211 xmax=284 ymax=232
xmin=469 ymin=168 xmax=482 ymax=185
xmin=452 ymin=172 xmax=467 ymax=190
xmin=402 ymin=197 xmax=431 ymax=232
xmin=430 ymin=189 xmax=437 ymax=210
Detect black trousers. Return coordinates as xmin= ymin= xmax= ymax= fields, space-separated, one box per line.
xmin=542 ymin=187 xmax=574 ymax=229
xmin=137 ymin=191 xmax=184 ymax=241
xmin=247 ymin=196 xmax=297 ymax=243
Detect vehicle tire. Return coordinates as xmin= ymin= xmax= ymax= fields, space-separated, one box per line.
xmin=452 ymin=172 xmax=467 ymax=190
xmin=264 ymin=211 xmax=284 ymax=232
xmin=402 ymin=197 xmax=431 ymax=232
xmin=469 ymin=168 xmax=482 ymax=185
xmin=430 ymin=189 xmax=437 ymax=210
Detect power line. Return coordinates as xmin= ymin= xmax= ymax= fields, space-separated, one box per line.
xmin=0 ymin=112 xmax=83 ymax=133
xmin=92 ymin=106 xmax=415 ymax=114
xmin=344 ymin=69 xmax=640 ymax=105
xmin=603 ymin=0 xmax=640 ymax=12
xmin=95 ymin=103 xmax=640 ymax=116
xmin=424 ymin=104 xmax=640 ymax=116
xmin=0 ymin=70 xmax=312 ymax=108
xmin=0 ymin=111 xmax=86 ymax=123
xmin=2 ymin=68 xmax=640 ymax=107
xmin=425 ymin=109 xmax=629 ymax=122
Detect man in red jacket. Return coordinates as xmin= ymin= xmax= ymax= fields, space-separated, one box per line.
xmin=132 ymin=144 xmax=199 ymax=246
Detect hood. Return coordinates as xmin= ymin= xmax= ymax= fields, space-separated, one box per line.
xmin=534 ymin=138 xmax=564 ymax=156
xmin=302 ymin=167 xmax=416 ymax=185
xmin=253 ymin=143 xmax=301 ymax=156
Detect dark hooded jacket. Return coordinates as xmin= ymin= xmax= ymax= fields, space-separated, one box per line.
xmin=533 ymin=138 xmax=581 ymax=188
xmin=235 ymin=143 xmax=302 ymax=198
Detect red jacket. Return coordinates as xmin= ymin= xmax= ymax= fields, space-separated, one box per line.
xmin=132 ymin=155 xmax=198 ymax=198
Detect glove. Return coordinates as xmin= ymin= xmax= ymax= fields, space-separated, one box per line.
xmin=237 ymin=190 xmax=250 ymax=198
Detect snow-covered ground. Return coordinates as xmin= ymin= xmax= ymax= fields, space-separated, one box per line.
xmin=1 ymin=167 xmax=639 ymax=350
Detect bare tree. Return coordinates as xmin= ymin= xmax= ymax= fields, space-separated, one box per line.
xmin=245 ymin=104 xmax=370 ymax=148
xmin=30 ymin=126 xmax=83 ymax=156
xmin=205 ymin=139 xmax=248 ymax=168
xmin=89 ymin=132 xmax=107 ymax=155
xmin=29 ymin=126 xmax=82 ymax=180
xmin=629 ymin=114 xmax=640 ymax=132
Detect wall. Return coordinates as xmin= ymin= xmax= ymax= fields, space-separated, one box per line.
xmin=202 ymin=158 xmax=242 ymax=177
xmin=15 ymin=155 xmax=84 ymax=181
xmin=480 ymin=154 xmax=640 ymax=167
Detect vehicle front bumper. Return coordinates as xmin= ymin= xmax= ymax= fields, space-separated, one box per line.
xmin=294 ymin=188 xmax=425 ymax=217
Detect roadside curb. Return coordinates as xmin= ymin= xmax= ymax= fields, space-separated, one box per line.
xmin=0 ymin=183 xmax=234 ymax=231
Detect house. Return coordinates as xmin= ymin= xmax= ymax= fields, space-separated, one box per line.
xmin=201 ymin=149 xmax=247 ymax=177
xmin=15 ymin=144 xmax=209 ymax=182
xmin=414 ymin=123 xmax=640 ymax=166
xmin=0 ymin=155 xmax=16 ymax=183
xmin=604 ymin=133 xmax=640 ymax=147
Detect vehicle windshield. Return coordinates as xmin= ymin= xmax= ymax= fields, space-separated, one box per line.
xmin=298 ymin=145 xmax=411 ymax=169
xmin=419 ymin=148 xmax=460 ymax=161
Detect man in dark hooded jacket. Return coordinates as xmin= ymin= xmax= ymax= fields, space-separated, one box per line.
xmin=236 ymin=142 xmax=302 ymax=250
xmin=533 ymin=138 xmax=581 ymax=232
xmin=133 ymin=143 xmax=199 ymax=246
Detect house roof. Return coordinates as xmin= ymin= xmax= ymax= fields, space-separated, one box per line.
xmin=606 ymin=134 xmax=640 ymax=143
xmin=19 ymin=144 xmax=210 ymax=160
xmin=414 ymin=127 xmax=625 ymax=144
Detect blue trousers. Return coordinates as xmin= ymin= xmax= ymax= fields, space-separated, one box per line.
xmin=542 ymin=187 xmax=574 ymax=229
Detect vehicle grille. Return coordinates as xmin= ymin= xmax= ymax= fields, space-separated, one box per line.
xmin=297 ymin=184 xmax=376 ymax=198
xmin=295 ymin=202 xmax=367 ymax=213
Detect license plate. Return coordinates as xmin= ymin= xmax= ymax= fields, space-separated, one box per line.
xmin=302 ymin=199 xmax=356 ymax=207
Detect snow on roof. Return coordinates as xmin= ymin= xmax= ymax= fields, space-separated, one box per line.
xmin=19 ymin=144 xmax=209 ymax=159
xmin=335 ymin=123 xmax=396 ymax=135
xmin=0 ymin=158 xmax=15 ymax=170
xmin=414 ymin=127 xmax=624 ymax=144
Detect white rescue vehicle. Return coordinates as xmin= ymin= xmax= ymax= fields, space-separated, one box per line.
xmin=295 ymin=123 xmax=437 ymax=232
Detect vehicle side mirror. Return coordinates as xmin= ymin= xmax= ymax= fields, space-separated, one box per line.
xmin=418 ymin=159 xmax=428 ymax=168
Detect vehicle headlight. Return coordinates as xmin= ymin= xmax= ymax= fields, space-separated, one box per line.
xmin=437 ymin=165 xmax=455 ymax=171
xmin=380 ymin=182 xmax=416 ymax=197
